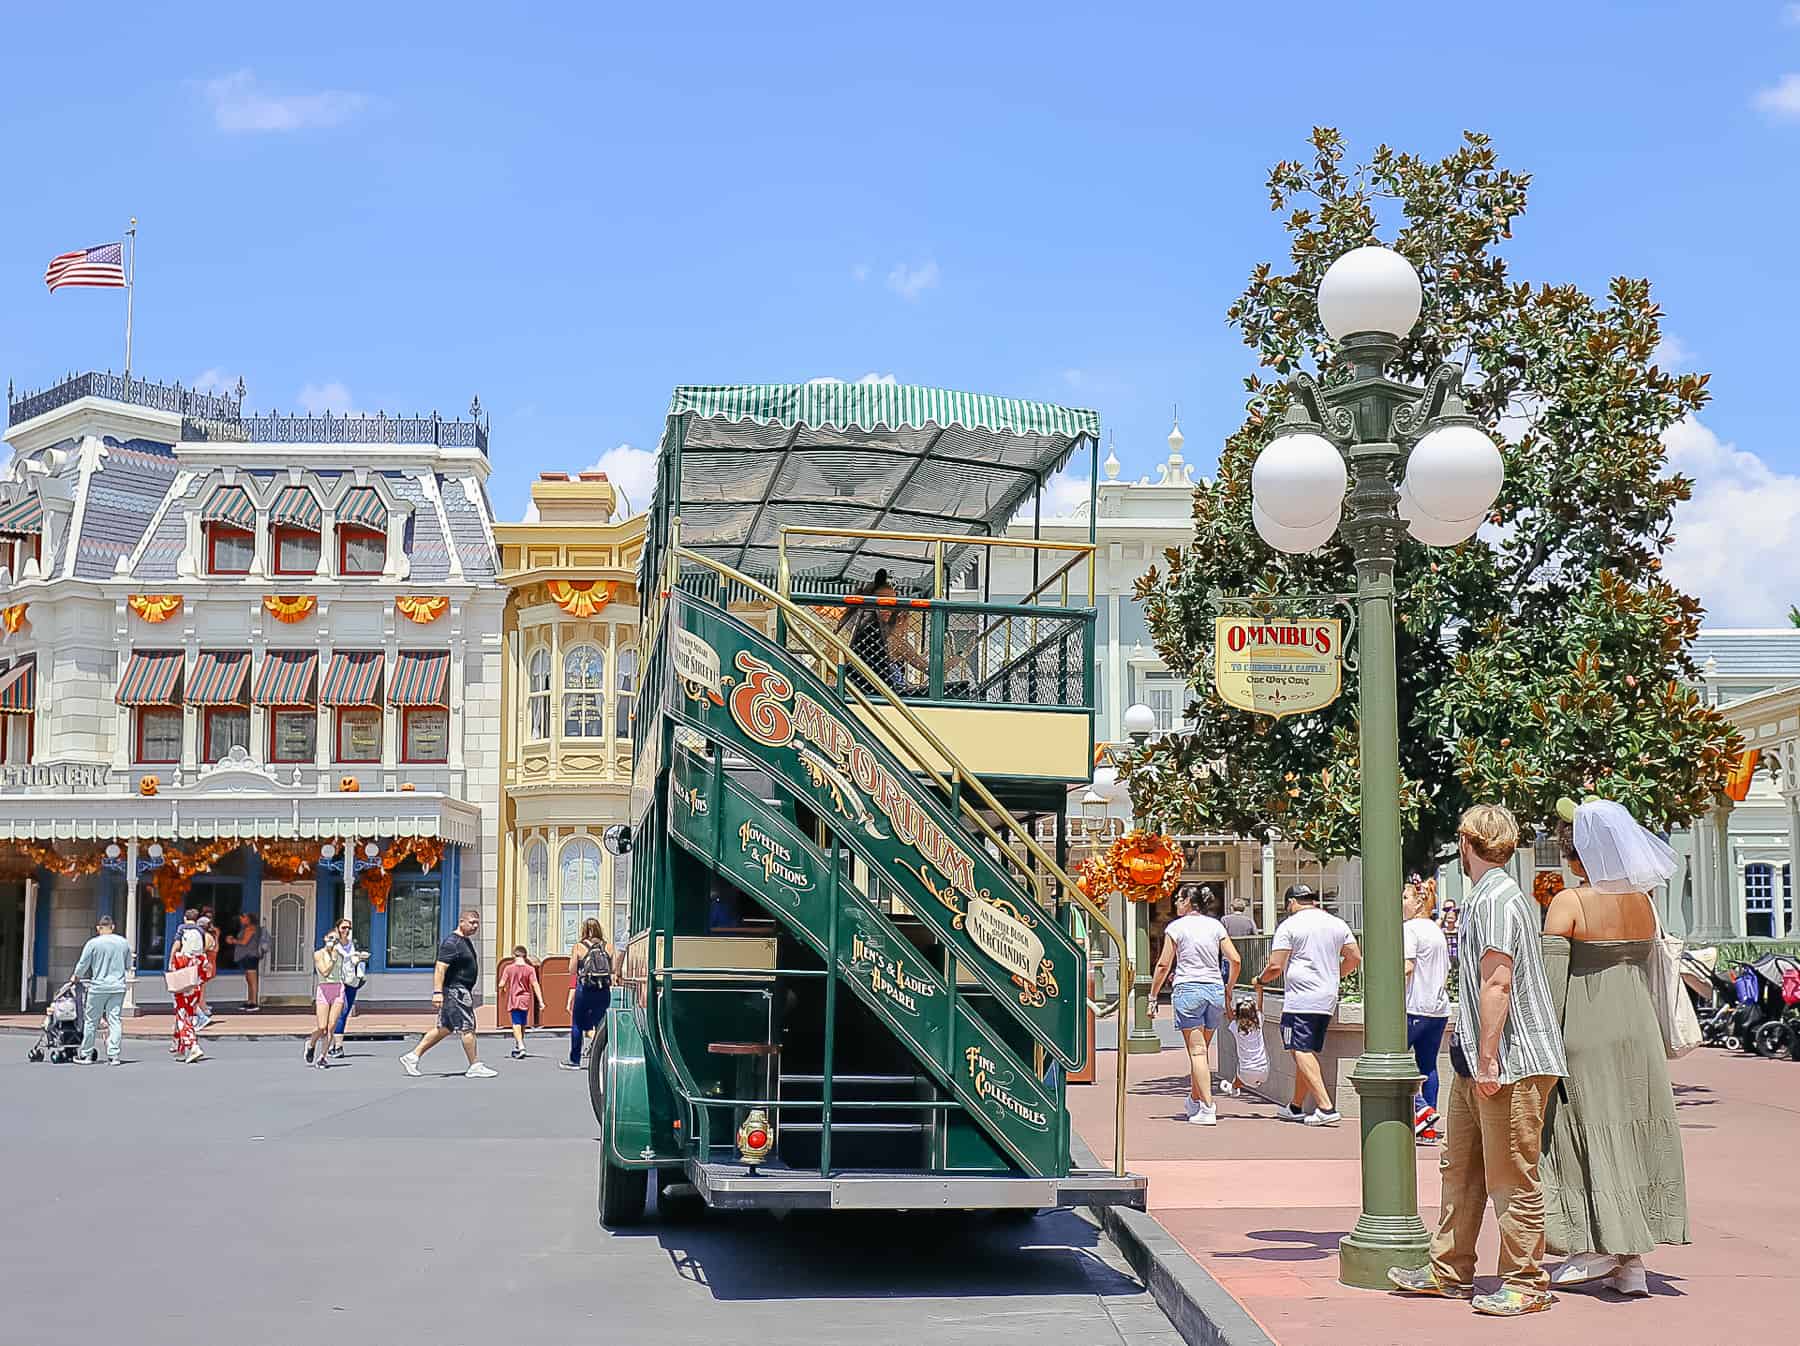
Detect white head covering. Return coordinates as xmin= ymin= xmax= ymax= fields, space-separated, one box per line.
xmin=1571 ymin=799 xmax=1677 ymax=894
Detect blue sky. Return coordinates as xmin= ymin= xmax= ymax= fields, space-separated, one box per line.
xmin=3 ymin=2 xmax=1797 ymax=621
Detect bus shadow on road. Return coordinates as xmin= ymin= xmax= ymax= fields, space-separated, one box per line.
xmin=615 ymin=1205 xmax=1144 ymax=1301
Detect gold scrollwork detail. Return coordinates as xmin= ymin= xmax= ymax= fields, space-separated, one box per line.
xmin=1012 ymin=958 xmax=1061 ymax=1010
xmin=984 ymin=894 xmax=1038 ymax=930
xmin=894 ymin=857 xmax=965 ymax=929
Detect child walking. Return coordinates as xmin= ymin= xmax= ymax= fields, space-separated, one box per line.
xmin=1217 ymin=987 xmax=1269 ymax=1099
xmin=499 ymin=947 xmax=544 ymax=1059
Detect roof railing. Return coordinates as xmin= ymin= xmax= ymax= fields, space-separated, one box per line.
xmin=7 ymin=372 xmax=242 ymax=427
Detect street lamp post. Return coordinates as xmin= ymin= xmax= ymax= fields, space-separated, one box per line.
xmin=1248 ymin=245 xmax=1505 ymax=1289
xmin=1120 ymin=702 xmax=1162 ymax=1055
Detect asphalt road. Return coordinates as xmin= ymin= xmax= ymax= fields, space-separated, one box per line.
xmin=2 ymin=1035 xmax=1181 ymax=1346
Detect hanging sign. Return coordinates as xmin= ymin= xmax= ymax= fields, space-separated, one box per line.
xmin=674 ymin=627 xmax=722 ymax=699
xmin=1214 ymin=616 xmax=1342 ymax=718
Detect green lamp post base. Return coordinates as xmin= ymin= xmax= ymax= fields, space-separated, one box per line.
xmin=1338 ymin=1049 xmax=1431 ymax=1288
xmin=1125 ymin=914 xmax=1162 ymax=1055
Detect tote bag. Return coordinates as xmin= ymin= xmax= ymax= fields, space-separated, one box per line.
xmin=1649 ymin=911 xmax=1702 ymax=1060
xmin=165 ymin=962 xmax=202 ymax=994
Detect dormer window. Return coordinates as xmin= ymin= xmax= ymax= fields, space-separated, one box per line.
xmin=270 ymin=486 xmax=323 ymax=576
xmin=202 ymin=485 xmax=257 ymax=576
xmin=336 ymin=487 xmax=388 ymax=577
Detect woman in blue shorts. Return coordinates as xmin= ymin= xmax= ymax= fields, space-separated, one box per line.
xmin=1148 ymin=886 xmax=1242 ymax=1126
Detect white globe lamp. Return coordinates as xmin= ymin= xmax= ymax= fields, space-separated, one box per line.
xmin=147 ymin=843 xmax=163 ymax=860
xmin=1123 ymin=702 xmax=1158 ymax=743
xmin=1397 ymin=483 xmax=1483 ymax=547
xmin=1251 ymin=431 xmax=1347 ymax=529
xmin=1404 ymin=422 xmax=1503 ymax=524
xmin=1253 ymin=500 xmax=1341 ymax=555
xmin=320 ymin=843 xmax=337 ymax=861
xmin=364 ymin=841 xmax=381 ymax=860
xmin=1317 ymin=246 xmax=1423 ymax=343
xmin=1092 ymin=764 xmax=1121 ymax=801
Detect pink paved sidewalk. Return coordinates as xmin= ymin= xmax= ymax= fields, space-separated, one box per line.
xmin=1069 ymin=1042 xmax=1800 ymax=1346
xmin=0 ymin=1007 xmax=516 ymax=1037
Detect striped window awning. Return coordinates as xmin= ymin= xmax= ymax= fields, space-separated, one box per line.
xmin=0 ymin=493 xmax=44 ymax=535
xmin=269 ymin=486 xmax=323 ymax=530
xmin=254 ymin=649 xmax=318 ymax=706
xmin=0 ymin=658 xmax=35 ymax=713
xmin=391 ymin=650 xmax=449 ymax=706
xmin=337 ymin=487 xmax=388 ymax=531
xmin=189 ymin=650 xmax=250 ymax=705
xmin=203 ymin=485 xmax=256 ymax=529
xmin=320 ymin=650 xmax=384 ymax=706
xmin=117 ymin=650 xmax=185 ymax=706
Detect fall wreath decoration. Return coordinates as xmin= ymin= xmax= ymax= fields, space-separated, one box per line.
xmin=545 ymin=579 xmax=614 ymax=618
xmin=396 ymin=595 xmax=449 ymax=625
xmin=127 ymin=594 xmax=183 ymax=624
xmin=1533 ymin=870 xmax=1564 ymax=909
xmin=1078 ymin=831 xmax=1184 ymax=903
xmin=357 ymin=835 xmax=447 ymax=913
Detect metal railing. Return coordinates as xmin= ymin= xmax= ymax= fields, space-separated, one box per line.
xmin=776 ymin=524 xmax=1096 ymax=604
xmin=7 ymin=372 xmax=242 ymax=427
xmin=660 ymin=526 xmax=1133 ymax=1177
xmin=183 ymin=410 xmax=487 ymax=452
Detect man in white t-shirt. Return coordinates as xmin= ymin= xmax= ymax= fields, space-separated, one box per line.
xmin=1257 ymin=884 xmax=1359 ymax=1126
xmin=1148 ymin=886 xmax=1242 ymax=1126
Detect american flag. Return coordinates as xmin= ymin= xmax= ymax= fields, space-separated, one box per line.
xmin=44 ymin=241 xmax=126 ymax=292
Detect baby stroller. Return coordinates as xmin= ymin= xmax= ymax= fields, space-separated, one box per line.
xmin=1746 ymin=956 xmax=1800 ymax=1060
xmin=26 ymin=978 xmax=86 ymax=1063
xmin=1680 ymin=947 xmax=1740 ymax=1048
xmin=1728 ymin=954 xmax=1800 ymax=1057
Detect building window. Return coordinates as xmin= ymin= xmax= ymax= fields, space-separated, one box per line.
xmin=525 ymin=840 xmax=549 ymax=957
xmin=136 ymin=889 xmax=168 ymax=971
xmin=273 ymin=526 xmax=321 ymax=576
xmin=560 ymin=836 xmax=603 ymax=948
xmin=335 ymin=707 xmax=383 ymax=762
xmin=1 ymin=713 xmax=30 ymax=765
xmin=207 ymin=525 xmax=254 ymax=576
xmin=269 ymin=710 xmax=317 ymax=763
xmin=339 ymin=526 xmax=385 ymax=576
xmin=1533 ymin=831 xmax=1562 ymax=870
xmin=563 ymin=645 xmax=605 ymax=738
xmin=614 ymin=646 xmax=637 ymax=741
xmin=527 ymin=647 xmax=551 ymax=740
xmin=136 ymin=707 xmax=183 ymax=763
xmin=385 ymin=873 xmax=442 ymax=969
xmin=203 ymin=707 xmax=250 ymax=763
xmin=1746 ymin=862 xmax=1775 ymax=938
xmin=403 ymin=707 xmax=448 ymax=763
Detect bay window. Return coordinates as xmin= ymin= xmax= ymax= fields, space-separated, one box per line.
xmin=563 ymin=645 xmax=604 ymax=738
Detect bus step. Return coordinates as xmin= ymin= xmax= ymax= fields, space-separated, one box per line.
xmin=777 ymin=1121 xmax=926 ymax=1135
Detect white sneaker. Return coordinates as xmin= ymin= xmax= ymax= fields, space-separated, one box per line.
xmin=1603 ymin=1256 xmax=1650 ymax=1297
xmin=1183 ymin=1096 xmax=1201 ymax=1118
xmin=1304 ymin=1108 xmax=1342 ymax=1126
xmin=183 ymin=1047 xmax=207 ymax=1064
xmin=464 ymin=1062 xmax=498 ymax=1078
xmin=1277 ymin=1105 xmax=1306 ymax=1123
xmin=1551 ymin=1252 xmax=1620 ymax=1287
xmin=1188 ymin=1105 xmax=1218 ymax=1126
xmin=399 ymin=1052 xmax=421 ymax=1077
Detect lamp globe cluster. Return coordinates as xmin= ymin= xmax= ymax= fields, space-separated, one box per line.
xmin=1397 ymin=419 xmax=1503 ymax=545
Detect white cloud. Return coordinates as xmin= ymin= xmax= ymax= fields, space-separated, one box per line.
xmin=202 ymin=69 xmax=368 ymax=133
xmin=851 ymin=263 xmax=871 ymax=283
xmin=1651 ymin=334 xmax=1692 ymax=369
xmin=1662 ymin=415 xmax=1800 ymax=626
xmin=191 ymin=368 xmax=243 ymax=400
xmin=1755 ymin=73 xmax=1800 ymax=120
xmin=886 ymin=260 xmax=940 ymax=302
xmin=586 ymin=442 xmax=658 ymax=518
xmin=1061 ymin=369 xmax=1085 ymax=388
xmin=296 ymin=381 xmax=353 ymax=414
xmin=856 ymin=372 xmax=897 ymax=386
xmin=1785 ymin=3 xmax=1800 ymax=24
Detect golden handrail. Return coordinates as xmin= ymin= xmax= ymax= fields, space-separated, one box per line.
xmin=669 ymin=542 xmax=1132 ymax=1177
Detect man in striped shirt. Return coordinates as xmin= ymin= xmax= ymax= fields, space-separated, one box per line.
xmin=1391 ymin=804 xmax=1568 ymax=1318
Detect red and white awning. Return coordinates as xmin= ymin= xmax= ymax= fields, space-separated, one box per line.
xmin=254 ymin=650 xmax=318 ymax=706
xmin=188 ymin=651 xmax=250 ymax=705
xmin=202 ymin=485 xmax=256 ymax=529
xmin=116 ymin=650 xmax=184 ymax=706
xmin=320 ymin=651 xmax=383 ymax=706
xmin=390 ymin=651 xmax=449 ymax=707
xmin=269 ymin=485 xmax=323 ymax=529
xmin=337 ymin=487 xmax=388 ymax=531
xmin=0 ymin=657 xmax=35 ymax=713
xmin=0 ymin=493 xmax=44 ymax=535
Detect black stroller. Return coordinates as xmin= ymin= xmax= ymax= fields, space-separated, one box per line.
xmin=26 ymin=978 xmax=86 ymax=1063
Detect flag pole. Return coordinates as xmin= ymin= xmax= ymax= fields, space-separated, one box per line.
xmin=123 ymin=218 xmax=136 ymax=381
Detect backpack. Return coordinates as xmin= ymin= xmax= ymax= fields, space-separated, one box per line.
xmin=577 ymin=941 xmax=612 ymax=989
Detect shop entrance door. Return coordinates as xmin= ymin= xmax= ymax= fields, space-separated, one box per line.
xmin=261 ymin=879 xmax=317 ymax=1001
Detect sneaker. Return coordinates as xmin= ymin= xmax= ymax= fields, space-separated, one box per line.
xmin=183 ymin=1047 xmax=207 ymax=1064
xmin=1277 ymin=1105 xmax=1306 ymax=1123
xmin=328 ymin=1044 xmax=345 ymax=1058
xmin=509 ymin=1047 xmax=522 ymax=1059
xmin=241 ymin=1004 xmax=260 ymax=1013
xmin=1414 ymin=1105 xmax=1435 ymax=1137
xmin=465 ymin=1062 xmax=498 ymax=1079
xmin=400 ymin=1052 xmax=421 ymax=1077
xmin=304 ymin=1041 xmax=316 ymax=1065
xmin=558 ymin=1061 xmax=582 ymax=1071
xmin=1305 ymin=1109 xmax=1342 ymax=1126
xmin=1188 ymin=1105 xmax=1218 ymax=1126
xmin=1603 ymin=1257 xmax=1649 ymax=1298
xmin=516 ymin=1049 xmax=528 ymax=1059
xmin=1472 ymin=1287 xmax=1555 ymax=1317
xmin=1551 ymin=1253 xmax=1621 ymax=1287
xmin=107 ymin=1057 xmax=123 ymax=1066
xmin=1183 ymin=1096 xmax=1201 ymax=1118
xmin=74 ymin=1053 xmax=97 ymax=1065
xmin=1387 ymin=1266 xmax=1475 ymax=1300
xmin=1418 ymin=1128 xmax=1439 ymax=1144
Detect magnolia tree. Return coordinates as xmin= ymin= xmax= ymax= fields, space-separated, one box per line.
xmin=1129 ymin=129 xmax=1743 ymax=868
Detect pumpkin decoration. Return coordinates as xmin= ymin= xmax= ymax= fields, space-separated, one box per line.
xmin=139 ymin=775 xmax=159 ymax=797
xmin=399 ymin=782 xmax=416 ymax=792
xmin=1079 ymin=831 xmax=1184 ymax=904
xmin=338 ymin=776 xmax=361 ymax=793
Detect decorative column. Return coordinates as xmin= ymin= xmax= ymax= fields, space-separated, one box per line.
xmin=1714 ymin=801 xmax=1737 ymax=939
xmin=1782 ymin=743 xmax=1800 ymax=938
xmin=1261 ymin=839 xmax=1278 ymax=934
xmin=122 ymin=838 xmax=141 ymax=1012
xmin=20 ymin=876 xmax=37 ymax=1012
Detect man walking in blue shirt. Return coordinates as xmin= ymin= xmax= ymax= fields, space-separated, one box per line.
xmin=73 ymin=914 xmax=132 ymax=1065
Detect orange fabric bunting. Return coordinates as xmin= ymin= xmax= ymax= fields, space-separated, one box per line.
xmin=0 ymin=604 xmax=25 ymax=635
xmin=263 ymin=595 xmax=318 ymax=624
xmin=545 ymin=580 xmax=615 ymax=618
xmin=396 ymin=595 xmax=449 ymax=624
xmin=128 ymin=594 xmax=183 ymax=624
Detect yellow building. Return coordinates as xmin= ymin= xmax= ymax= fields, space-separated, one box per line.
xmin=495 ymin=471 xmax=645 ymax=960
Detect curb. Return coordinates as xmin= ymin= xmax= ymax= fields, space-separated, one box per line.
xmin=1073 ymin=1136 xmax=1278 ymax=1346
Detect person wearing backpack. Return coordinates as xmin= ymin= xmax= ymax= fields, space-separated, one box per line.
xmin=561 ymin=918 xmax=612 ymax=1072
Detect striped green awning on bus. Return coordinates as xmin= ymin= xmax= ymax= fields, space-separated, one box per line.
xmin=270 ymin=485 xmax=323 ymax=529
xmin=320 ymin=650 xmax=383 ymax=706
xmin=0 ymin=658 xmax=35 ymax=713
xmin=656 ymin=382 xmax=1101 ymax=586
xmin=254 ymin=650 xmax=318 ymax=706
xmin=337 ymin=487 xmax=387 ymax=530
xmin=202 ymin=485 xmax=256 ymax=529
xmin=0 ymin=493 xmax=43 ymax=535
xmin=189 ymin=650 xmax=250 ymax=705
xmin=117 ymin=650 xmax=184 ymax=706
xmin=390 ymin=650 xmax=448 ymax=706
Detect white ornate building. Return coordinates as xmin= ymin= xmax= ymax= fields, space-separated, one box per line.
xmin=0 ymin=373 xmax=504 ymax=1010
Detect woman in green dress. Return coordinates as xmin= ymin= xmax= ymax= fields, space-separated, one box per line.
xmin=1540 ymin=798 xmax=1689 ymax=1298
